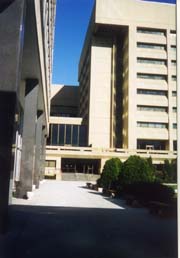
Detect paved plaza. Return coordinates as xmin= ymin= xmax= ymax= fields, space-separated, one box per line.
xmin=0 ymin=180 xmax=177 ymax=258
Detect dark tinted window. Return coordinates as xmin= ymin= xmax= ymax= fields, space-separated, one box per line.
xmin=52 ymin=124 xmax=58 ymax=145
xmin=72 ymin=125 xmax=79 ymax=146
xmin=65 ymin=125 xmax=72 ymax=145
xmin=59 ymin=124 xmax=65 ymax=145
xmin=79 ymin=125 xmax=86 ymax=146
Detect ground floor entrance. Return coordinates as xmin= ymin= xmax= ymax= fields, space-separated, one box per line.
xmin=61 ymin=158 xmax=101 ymax=174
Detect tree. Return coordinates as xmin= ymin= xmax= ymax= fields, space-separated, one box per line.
xmin=101 ymin=158 xmax=122 ymax=190
xmin=120 ymin=155 xmax=155 ymax=185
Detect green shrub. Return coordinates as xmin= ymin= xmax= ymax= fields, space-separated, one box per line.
xmin=100 ymin=158 xmax=122 ymax=190
xmin=120 ymin=155 xmax=155 ymax=185
xmin=96 ymin=177 xmax=103 ymax=187
xmin=123 ymin=182 xmax=174 ymax=203
xmin=163 ymin=159 xmax=177 ymax=183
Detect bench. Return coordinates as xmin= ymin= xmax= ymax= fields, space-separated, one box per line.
xmin=149 ymin=201 xmax=175 ymax=217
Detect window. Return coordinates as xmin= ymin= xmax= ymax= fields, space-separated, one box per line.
xmin=172 ymin=91 xmax=177 ymax=96
xmin=170 ymin=30 xmax=176 ymax=35
xmin=137 ymin=106 xmax=167 ymax=112
xmin=137 ymin=139 xmax=166 ymax=150
xmin=137 ymin=89 xmax=167 ymax=96
xmin=137 ymin=122 xmax=167 ymax=128
xmin=51 ymin=124 xmax=58 ymax=145
xmin=45 ymin=160 xmax=56 ymax=168
xmin=171 ymin=60 xmax=176 ymax=66
xmin=137 ymin=58 xmax=166 ymax=65
xmin=172 ymin=107 xmax=177 ymax=113
xmin=48 ymin=124 xmax=87 ymax=147
xmin=137 ymin=28 xmax=165 ymax=35
xmin=173 ymin=140 xmax=177 ymax=151
xmin=137 ymin=43 xmax=166 ymax=50
xmin=59 ymin=124 xmax=65 ymax=145
xmin=171 ymin=45 xmax=176 ymax=51
xmin=137 ymin=73 xmax=167 ymax=80
xmin=65 ymin=125 xmax=72 ymax=145
xmin=79 ymin=125 xmax=87 ymax=146
xmin=172 ymin=75 xmax=176 ymax=81
xmin=173 ymin=123 xmax=177 ymax=129
xmin=72 ymin=125 xmax=79 ymax=146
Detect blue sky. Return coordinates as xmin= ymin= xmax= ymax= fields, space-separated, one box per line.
xmin=52 ymin=0 xmax=176 ymax=86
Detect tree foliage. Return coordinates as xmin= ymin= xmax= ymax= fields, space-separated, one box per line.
xmin=101 ymin=158 xmax=122 ymax=189
xmin=119 ymin=155 xmax=155 ymax=185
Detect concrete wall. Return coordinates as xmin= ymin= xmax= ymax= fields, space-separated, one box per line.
xmin=88 ymin=37 xmax=112 ymax=148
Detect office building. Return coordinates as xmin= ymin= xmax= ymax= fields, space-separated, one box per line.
xmin=46 ymin=0 xmax=176 ymax=179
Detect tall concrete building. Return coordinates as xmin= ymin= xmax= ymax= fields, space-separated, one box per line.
xmin=0 ymin=0 xmax=56 ymax=232
xmin=46 ymin=0 xmax=176 ymax=179
xmin=79 ymin=0 xmax=176 ymax=151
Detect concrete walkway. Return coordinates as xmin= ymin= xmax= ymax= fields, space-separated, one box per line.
xmin=0 ymin=180 xmax=177 ymax=258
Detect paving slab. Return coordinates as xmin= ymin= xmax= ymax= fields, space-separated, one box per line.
xmin=0 ymin=180 xmax=177 ymax=258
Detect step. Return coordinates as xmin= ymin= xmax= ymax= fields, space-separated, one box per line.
xmin=61 ymin=173 xmax=100 ymax=181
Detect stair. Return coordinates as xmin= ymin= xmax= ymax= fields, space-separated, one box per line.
xmin=61 ymin=173 xmax=100 ymax=182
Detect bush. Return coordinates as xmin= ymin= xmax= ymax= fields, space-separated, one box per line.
xmin=100 ymin=158 xmax=122 ymax=190
xmin=123 ymin=182 xmax=175 ymax=203
xmin=163 ymin=159 xmax=177 ymax=183
xmin=119 ymin=155 xmax=155 ymax=186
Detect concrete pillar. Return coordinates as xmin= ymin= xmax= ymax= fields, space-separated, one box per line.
xmin=33 ymin=111 xmax=43 ymax=188
xmin=0 ymin=0 xmax=25 ymax=233
xmin=0 ymin=92 xmax=16 ymax=233
xmin=100 ymin=158 xmax=108 ymax=173
xmin=18 ymin=79 xmax=39 ymax=198
xmin=39 ymin=126 xmax=47 ymax=181
xmin=56 ymin=157 xmax=62 ymax=180
xmin=128 ymin=25 xmax=137 ymax=149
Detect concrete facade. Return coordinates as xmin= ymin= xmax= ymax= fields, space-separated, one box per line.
xmin=0 ymin=0 xmax=56 ymax=232
xmin=78 ymin=0 xmax=176 ymax=150
xmin=45 ymin=0 xmax=176 ymax=179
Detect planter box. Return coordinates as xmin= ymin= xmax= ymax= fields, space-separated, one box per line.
xmin=98 ymin=187 xmax=103 ymax=193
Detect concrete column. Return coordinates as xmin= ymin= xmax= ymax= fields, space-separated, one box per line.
xmin=39 ymin=126 xmax=47 ymax=181
xmin=33 ymin=111 xmax=43 ymax=189
xmin=128 ymin=25 xmax=137 ymax=149
xmin=100 ymin=158 xmax=108 ymax=173
xmin=18 ymin=79 xmax=39 ymax=198
xmin=0 ymin=0 xmax=25 ymax=233
xmin=0 ymin=92 xmax=16 ymax=233
xmin=56 ymin=157 xmax=62 ymax=180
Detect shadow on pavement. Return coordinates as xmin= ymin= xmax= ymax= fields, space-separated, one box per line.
xmin=0 ymin=204 xmax=177 ymax=258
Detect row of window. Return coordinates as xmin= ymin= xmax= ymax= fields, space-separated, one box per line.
xmin=137 ymin=43 xmax=176 ymax=51
xmin=137 ymin=73 xmax=176 ymax=81
xmin=137 ymin=73 xmax=167 ymax=80
xmin=47 ymin=124 xmax=87 ymax=147
xmin=137 ymin=43 xmax=165 ymax=50
xmin=137 ymin=105 xmax=177 ymax=113
xmin=137 ymin=106 xmax=167 ymax=112
xmin=137 ymin=89 xmax=167 ymax=96
xmin=137 ymin=27 xmax=176 ymax=36
xmin=137 ymin=122 xmax=177 ymax=129
xmin=137 ymin=28 xmax=165 ymax=36
xmin=137 ymin=58 xmax=176 ymax=69
xmin=137 ymin=89 xmax=177 ymax=96
xmin=137 ymin=122 xmax=167 ymax=128
xmin=137 ymin=58 xmax=166 ymax=65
